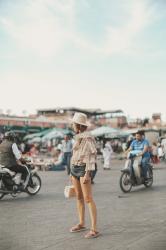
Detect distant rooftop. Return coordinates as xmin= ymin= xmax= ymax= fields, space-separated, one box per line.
xmin=37 ymin=107 xmax=124 ymax=116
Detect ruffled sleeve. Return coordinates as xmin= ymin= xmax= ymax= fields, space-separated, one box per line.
xmin=84 ymin=138 xmax=97 ymax=171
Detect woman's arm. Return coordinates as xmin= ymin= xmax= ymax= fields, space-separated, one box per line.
xmin=84 ymin=138 xmax=97 ymax=172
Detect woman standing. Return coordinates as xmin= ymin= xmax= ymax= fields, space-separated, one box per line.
xmin=70 ymin=112 xmax=100 ymax=239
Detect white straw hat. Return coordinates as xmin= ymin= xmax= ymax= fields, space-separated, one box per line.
xmin=72 ymin=112 xmax=89 ymax=127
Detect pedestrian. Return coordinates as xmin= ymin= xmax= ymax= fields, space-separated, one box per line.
xmin=158 ymin=143 xmax=164 ymax=160
xmin=161 ymin=138 xmax=166 ymax=160
xmin=151 ymin=142 xmax=159 ymax=164
xmin=91 ymin=163 xmax=97 ymax=184
xmin=102 ymin=140 xmax=113 ymax=170
xmin=62 ymin=134 xmax=73 ymax=175
xmin=49 ymin=149 xmax=65 ymax=171
xmin=0 ymin=133 xmax=4 ymax=144
xmin=29 ymin=144 xmax=39 ymax=157
xmin=20 ymin=142 xmax=25 ymax=153
xmin=70 ymin=112 xmax=100 ymax=239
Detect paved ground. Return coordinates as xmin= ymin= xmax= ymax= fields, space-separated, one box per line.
xmin=0 ymin=160 xmax=166 ymax=250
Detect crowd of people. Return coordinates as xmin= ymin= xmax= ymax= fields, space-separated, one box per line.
xmin=1 ymin=127 xmax=166 ymax=175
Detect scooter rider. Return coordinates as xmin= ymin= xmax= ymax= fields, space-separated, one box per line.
xmin=0 ymin=131 xmax=29 ymax=189
xmin=126 ymin=131 xmax=150 ymax=181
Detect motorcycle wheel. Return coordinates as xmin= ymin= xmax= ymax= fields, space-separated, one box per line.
xmin=120 ymin=172 xmax=132 ymax=193
xmin=11 ymin=193 xmax=18 ymax=198
xmin=26 ymin=174 xmax=41 ymax=195
xmin=144 ymin=166 xmax=153 ymax=188
xmin=0 ymin=193 xmax=4 ymax=200
xmin=0 ymin=180 xmax=5 ymax=200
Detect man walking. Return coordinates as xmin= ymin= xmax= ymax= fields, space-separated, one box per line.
xmin=62 ymin=134 xmax=73 ymax=175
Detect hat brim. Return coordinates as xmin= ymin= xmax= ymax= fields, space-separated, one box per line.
xmin=69 ymin=118 xmax=90 ymax=127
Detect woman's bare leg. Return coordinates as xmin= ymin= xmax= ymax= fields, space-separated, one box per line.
xmin=80 ymin=177 xmax=97 ymax=231
xmin=72 ymin=176 xmax=85 ymax=226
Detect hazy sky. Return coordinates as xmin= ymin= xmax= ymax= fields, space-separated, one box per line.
xmin=0 ymin=0 xmax=166 ymax=119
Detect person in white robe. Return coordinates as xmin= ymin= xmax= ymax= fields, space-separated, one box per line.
xmin=102 ymin=141 xmax=113 ymax=170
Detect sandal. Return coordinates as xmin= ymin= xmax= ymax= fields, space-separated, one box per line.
xmin=70 ymin=224 xmax=87 ymax=233
xmin=84 ymin=230 xmax=100 ymax=239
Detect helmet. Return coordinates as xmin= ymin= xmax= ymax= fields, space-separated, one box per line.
xmin=4 ymin=131 xmax=17 ymax=142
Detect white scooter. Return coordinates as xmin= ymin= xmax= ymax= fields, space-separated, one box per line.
xmin=120 ymin=153 xmax=153 ymax=193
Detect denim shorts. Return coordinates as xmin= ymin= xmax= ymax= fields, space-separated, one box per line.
xmin=70 ymin=165 xmax=86 ymax=180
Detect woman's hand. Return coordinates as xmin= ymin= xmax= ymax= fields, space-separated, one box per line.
xmin=83 ymin=172 xmax=91 ymax=184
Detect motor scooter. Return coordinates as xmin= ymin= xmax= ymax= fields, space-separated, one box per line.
xmin=119 ymin=154 xmax=153 ymax=193
xmin=0 ymin=163 xmax=41 ymax=200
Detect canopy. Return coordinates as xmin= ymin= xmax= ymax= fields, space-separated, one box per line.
xmin=28 ymin=137 xmax=42 ymax=144
xmin=91 ymin=126 xmax=119 ymax=137
xmin=90 ymin=126 xmax=129 ymax=139
xmin=122 ymin=128 xmax=140 ymax=135
xmin=41 ymin=128 xmax=74 ymax=142
xmin=24 ymin=129 xmax=52 ymax=140
xmin=105 ymin=130 xmax=129 ymax=139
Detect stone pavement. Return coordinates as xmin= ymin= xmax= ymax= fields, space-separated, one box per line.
xmin=0 ymin=160 xmax=166 ymax=250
